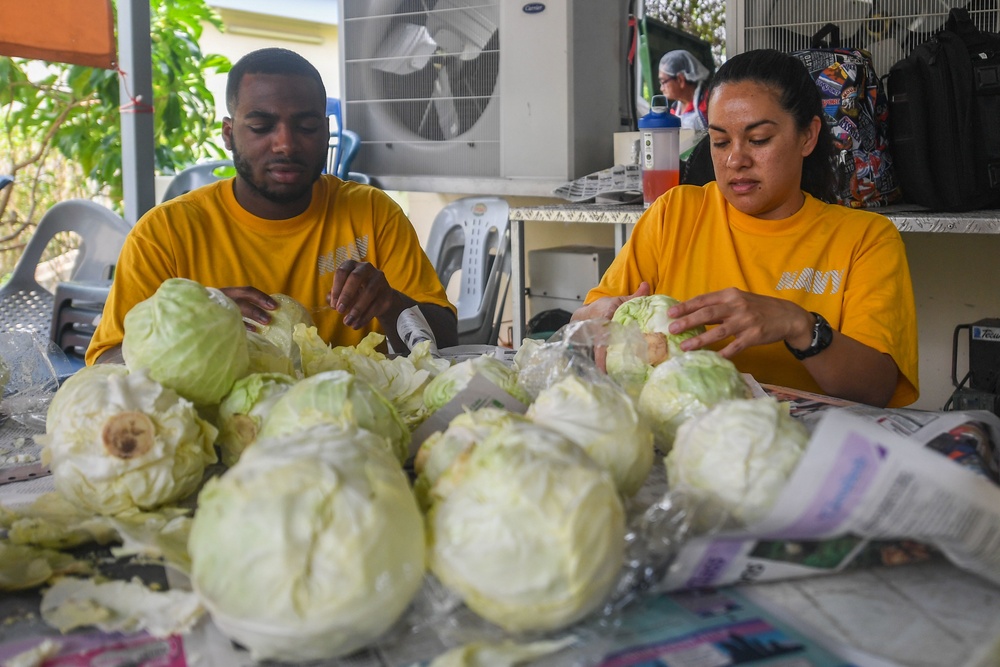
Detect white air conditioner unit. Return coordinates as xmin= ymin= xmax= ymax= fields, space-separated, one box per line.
xmin=338 ymin=0 xmax=631 ymax=195
xmin=727 ymin=0 xmax=999 ymax=77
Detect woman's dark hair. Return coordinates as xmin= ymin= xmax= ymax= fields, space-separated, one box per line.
xmin=706 ymin=49 xmax=836 ymax=203
xmin=226 ymin=48 xmax=327 ymax=114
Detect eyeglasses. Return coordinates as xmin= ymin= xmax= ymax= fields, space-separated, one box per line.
xmin=658 ymin=75 xmax=677 ymax=86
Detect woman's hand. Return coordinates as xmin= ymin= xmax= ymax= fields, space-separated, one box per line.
xmin=668 ymin=287 xmax=898 ymax=406
xmin=571 ymin=282 xmax=652 ymax=322
xmin=666 ymin=287 xmax=814 ymax=357
xmin=219 ymin=286 xmax=277 ymax=330
xmin=328 ymin=259 xmax=399 ymax=330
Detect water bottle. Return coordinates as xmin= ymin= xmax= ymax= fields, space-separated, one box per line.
xmin=637 ymin=95 xmax=681 ymax=206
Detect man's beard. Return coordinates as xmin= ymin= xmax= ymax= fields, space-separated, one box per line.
xmin=230 ymin=142 xmax=325 ymax=204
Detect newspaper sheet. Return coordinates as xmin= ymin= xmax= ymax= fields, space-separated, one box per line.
xmin=662 ymin=385 xmax=1000 ymax=591
xmin=0 ymin=575 xmax=859 ymax=667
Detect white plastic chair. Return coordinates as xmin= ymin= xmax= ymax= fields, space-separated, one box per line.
xmin=0 ymin=200 xmax=131 ymax=368
xmin=161 ymin=160 xmax=234 ymax=202
xmin=424 ymin=197 xmax=510 ymax=346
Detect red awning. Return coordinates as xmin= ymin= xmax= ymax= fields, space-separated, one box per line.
xmin=0 ymin=0 xmax=116 ymax=69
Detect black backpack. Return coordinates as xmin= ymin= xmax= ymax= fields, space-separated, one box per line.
xmin=887 ymin=8 xmax=1000 ymax=211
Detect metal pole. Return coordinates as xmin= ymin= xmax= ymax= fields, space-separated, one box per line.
xmin=118 ymin=0 xmax=156 ymax=225
xmin=510 ymin=217 xmax=525 ymax=347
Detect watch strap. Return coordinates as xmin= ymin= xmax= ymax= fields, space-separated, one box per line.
xmin=785 ymin=312 xmax=833 ymax=360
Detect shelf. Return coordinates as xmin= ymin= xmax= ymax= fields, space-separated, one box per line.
xmin=510 ymin=203 xmax=1000 ymax=234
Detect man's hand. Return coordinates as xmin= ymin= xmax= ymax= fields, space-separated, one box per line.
xmin=328 ymin=260 xmax=397 ymax=330
xmin=219 ymin=286 xmax=277 ymax=330
xmin=571 ymin=282 xmax=652 ymax=322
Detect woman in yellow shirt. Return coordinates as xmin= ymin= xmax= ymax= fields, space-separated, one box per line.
xmin=575 ymin=49 xmax=918 ymax=408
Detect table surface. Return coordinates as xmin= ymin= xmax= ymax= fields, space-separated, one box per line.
xmin=4 ymin=403 xmax=1000 ymax=665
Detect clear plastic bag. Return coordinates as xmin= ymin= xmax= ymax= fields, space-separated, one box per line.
xmin=0 ymin=331 xmax=64 ymax=430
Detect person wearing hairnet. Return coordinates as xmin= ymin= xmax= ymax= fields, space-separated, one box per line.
xmin=658 ymin=49 xmax=711 ymax=130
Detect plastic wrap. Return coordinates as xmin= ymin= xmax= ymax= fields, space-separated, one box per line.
xmin=514 ymin=319 xmax=650 ymax=400
xmin=0 ymin=332 xmax=63 ymax=430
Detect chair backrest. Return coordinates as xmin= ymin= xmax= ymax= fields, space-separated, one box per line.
xmin=0 ymin=199 xmax=131 ymax=337
xmin=328 ymin=129 xmax=363 ymax=180
xmin=161 ymin=160 xmax=234 ymax=202
xmin=326 ymin=97 xmax=345 ymax=176
xmin=424 ymin=197 xmax=511 ymax=346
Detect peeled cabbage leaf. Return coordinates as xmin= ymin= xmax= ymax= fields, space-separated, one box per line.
xmin=295 ymin=326 xmax=386 ymax=378
xmin=294 ymin=328 xmax=448 ymax=429
xmin=0 ymin=541 xmax=90 ymax=591
xmin=122 ymin=278 xmax=249 ymax=405
xmin=665 ymin=397 xmax=808 ymax=531
xmin=107 ymin=508 xmax=193 ymax=575
xmin=189 ymin=425 xmax=426 ymax=662
xmin=527 ymin=374 xmax=654 ymax=497
xmin=428 ymin=421 xmax=625 ymax=633
xmin=3 ymin=492 xmax=118 ymax=550
xmin=638 ymin=350 xmax=751 ymax=452
xmin=250 ymin=293 xmax=313 ymax=370
xmin=245 ymin=330 xmax=296 ymax=377
xmin=40 ymin=576 xmax=203 ymax=638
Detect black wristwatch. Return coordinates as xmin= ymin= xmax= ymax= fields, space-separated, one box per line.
xmin=785 ymin=312 xmax=833 ymax=360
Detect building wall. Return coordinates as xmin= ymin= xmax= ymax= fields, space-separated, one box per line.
xmin=197 ymin=9 xmax=340 ymax=155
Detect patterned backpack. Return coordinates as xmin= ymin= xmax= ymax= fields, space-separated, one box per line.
xmin=792 ymin=26 xmax=902 ymax=209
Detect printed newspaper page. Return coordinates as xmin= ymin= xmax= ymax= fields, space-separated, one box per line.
xmin=663 ymin=385 xmax=1000 ymax=591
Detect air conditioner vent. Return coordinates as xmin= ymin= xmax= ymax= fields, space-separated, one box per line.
xmin=339 ymin=0 xmax=630 ymax=194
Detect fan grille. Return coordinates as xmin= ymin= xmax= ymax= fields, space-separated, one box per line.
xmin=342 ymin=0 xmax=502 ymax=177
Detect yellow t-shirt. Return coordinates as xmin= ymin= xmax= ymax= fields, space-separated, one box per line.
xmin=88 ymin=176 xmax=454 ymax=364
xmin=586 ymin=182 xmax=919 ymax=407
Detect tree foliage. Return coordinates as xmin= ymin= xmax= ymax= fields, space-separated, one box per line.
xmin=0 ymin=0 xmax=230 ymax=278
xmin=645 ymin=0 xmax=727 ymax=64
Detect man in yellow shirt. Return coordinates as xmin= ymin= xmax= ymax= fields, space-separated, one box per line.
xmin=576 ymin=49 xmax=918 ymax=408
xmin=88 ymin=48 xmax=456 ymax=364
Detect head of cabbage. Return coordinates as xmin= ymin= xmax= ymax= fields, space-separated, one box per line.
xmin=258 ymin=369 xmax=410 ymax=465
xmin=638 ymin=350 xmax=751 ymax=452
xmin=526 ymin=374 xmax=654 ymax=497
xmin=423 ymin=355 xmax=530 ymax=413
xmin=428 ymin=421 xmax=625 ymax=633
xmin=413 ymin=407 xmax=529 ymax=511
xmin=188 ymin=424 xmax=426 ymax=662
xmin=607 ymin=295 xmax=706 ymax=387
xmin=216 ymin=372 xmax=298 ymax=467
xmin=664 ymin=397 xmax=808 ymax=532
xmin=40 ymin=365 xmax=218 ymax=515
xmin=122 ymin=278 xmax=249 ymax=406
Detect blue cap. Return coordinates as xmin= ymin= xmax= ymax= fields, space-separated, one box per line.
xmin=638 ymin=95 xmax=681 ymax=129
